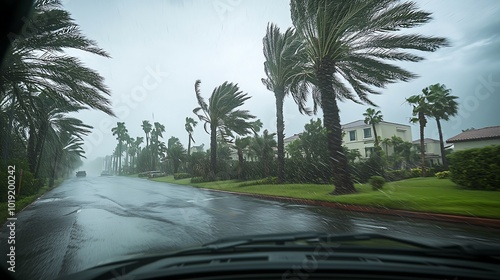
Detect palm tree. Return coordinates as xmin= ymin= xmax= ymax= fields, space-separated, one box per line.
xmin=150 ymin=122 xmax=165 ymax=170
xmin=262 ymin=23 xmax=309 ymax=184
xmin=166 ymin=137 xmax=186 ymax=174
xmin=233 ymin=136 xmax=251 ymax=179
xmin=130 ymin=136 xmax=143 ymax=173
xmin=424 ymin=83 xmax=458 ymax=168
xmin=111 ymin=122 xmax=128 ymax=175
xmin=363 ymin=108 xmax=383 ymax=147
xmin=381 ymin=138 xmax=392 ymax=156
xmin=290 ymin=0 xmax=449 ymax=194
xmin=406 ymin=93 xmax=431 ymax=176
xmin=250 ymin=129 xmax=277 ymax=178
xmin=193 ymin=80 xmax=256 ymax=180
xmin=185 ymin=117 xmax=198 ymax=156
xmin=141 ymin=120 xmax=152 ymax=150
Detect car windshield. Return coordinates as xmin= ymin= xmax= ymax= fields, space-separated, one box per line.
xmin=1 ymin=0 xmax=500 ymax=279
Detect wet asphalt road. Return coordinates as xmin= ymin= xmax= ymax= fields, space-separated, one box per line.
xmin=2 ymin=175 xmax=500 ymax=280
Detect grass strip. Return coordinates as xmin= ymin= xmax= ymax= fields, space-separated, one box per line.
xmin=152 ymin=176 xmax=500 ymax=219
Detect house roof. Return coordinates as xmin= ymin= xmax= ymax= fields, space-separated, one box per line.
xmin=342 ymin=120 xmax=411 ymax=129
xmin=412 ymin=138 xmax=440 ymax=144
xmin=446 ymin=126 xmax=500 ymax=143
xmin=284 ymin=133 xmax=301 ymax=143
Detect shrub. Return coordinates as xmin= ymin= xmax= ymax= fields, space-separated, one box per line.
xmin=409 ymin=168 xmax=422 ymax=178
xmin=369 ymin=176 xmax=385 ymax=191
xmin=190 ymin=177 xmax=211 ymax=183
xmin=435 ymin=171 xmax=451 ymax=179
xmin=384 ymin=170 xmax=410 ymax=182
xmin=173 ymin=173 xmax=191 ymax=180
xmin=448 ymin=145 xmax=500 ymax=190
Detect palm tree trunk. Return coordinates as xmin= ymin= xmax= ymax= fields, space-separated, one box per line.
xmin=27 ymin=126 xmax=37 ymax=173
xmin=187 ymin=135 xmax=192 ymax=156
xmin=419 ymin=112 xmax=427 ymax=177
xmin=118 ymin=141 xmax=122 ymax=175
xmin=210 ymin=123 xmax=217 ymax=181
xmin=275 ymin=92 xmax=286 ymax=183
xmin=436 ymin=118 xmax=447 ymax=169
xmin=317 ymin=65 xmax=355 ymax=195
xmin=372 ymin=123 xmax=378 ymax=147
xmin=237 ymin=150 xmax=244 ymax=180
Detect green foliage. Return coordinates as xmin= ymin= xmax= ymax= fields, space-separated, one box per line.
xmin=435 ymin=171 xmax=451 ymax=179
xmin=369 ymin=176 xmax=385 ymax=191
xmin=174 ymin=173 xmax=191 ymax=180
xmin=190 ymin=177 xmax=211 ymax=184
xmin=448 ymin=145 xmax=500 ymax=190
xmin=384 ymin=170 xmax=410 ymax=182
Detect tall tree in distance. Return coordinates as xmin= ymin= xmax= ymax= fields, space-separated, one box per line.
xmin=363 ymin=108 xmax=383 ymax=147
xmin=185 ymin=117 xmax=198 ymax=156
xmin=262 ymin=23 xmax=309 ymax=184
xmin=141 ymin=120 xmax=152 ymax=150
xmin=290 ymin=0 xmax=449 ymax=194
xmin=193 ymin=80 xmax=256 ymax=180
xmin=111 ymin=122 xmax=128 ymax=175
xmin=424 ymin=83 xmax=458 ymax=168
xmin=407 ymin=93 xmax=431 ymax=176
xmin=151 ymin=122 xmax=165 ymax=170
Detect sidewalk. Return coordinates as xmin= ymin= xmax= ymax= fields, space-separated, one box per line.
xmin=198 ymin=187 xmax=500 ymax=228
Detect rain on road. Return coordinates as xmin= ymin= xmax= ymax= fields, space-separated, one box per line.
xmin=2 ymin=175 xmax=500 ymax=280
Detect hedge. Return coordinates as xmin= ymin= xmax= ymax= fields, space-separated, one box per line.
xmin=447 ymin=145 xmax=500 ymax=190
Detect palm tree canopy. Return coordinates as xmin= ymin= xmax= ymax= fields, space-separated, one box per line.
xmin=1 ymin=0 xmax=114 ymax=116
xmin=262 ymin=23 xmax=310 ymax=114
xmin=363 ymin=108 xmax=383 ymax=125
xmin=290 ymin=0 xmax=450 ymax=107
xmin=425 ymin=83 xmax=458 ymax=121
xmin=193 ymin=80 xmax=256 ymax=140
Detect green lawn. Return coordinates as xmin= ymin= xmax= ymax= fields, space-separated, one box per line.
xmin=152 ymin=176 xmax=500 ymax=219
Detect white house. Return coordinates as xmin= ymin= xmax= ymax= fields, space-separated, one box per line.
xmin=283 ymin=120 xmax=412 ymax=159
xmin=412 ymin=138 xmax=442 ymax=166
xmin=446 ymin=126 xmax=500 ymax=151
xmin=342 ymin=120 xmax=412 ymax=158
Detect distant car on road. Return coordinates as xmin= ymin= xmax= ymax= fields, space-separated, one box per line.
xmin=76 ymin=171 xmax=86 ymax=177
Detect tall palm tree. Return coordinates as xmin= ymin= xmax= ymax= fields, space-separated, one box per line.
xmin=424 ymin=83 xmax=458 ymax=168
xmin=290 ymin=0 xmax=449 ymax=194
xmin=111 ymin=122 xmax=128 ymax=175
xmin=151 ymin=122 xmax=165 ymax=170
xmin=363 ymin=108 xmax=383 ymax=147
xmin=406 ymin=93 xmax=431 ymax=176
xmin=141 ymin=120 xmax=152 ymax=149
xmin=185 ymin=117 xmax=198 ymax=156
xmin=262 ymin=23 xmax=309 ymax=184
xmin=130 ymin=136 xmax=143 ymax=173
xmin=193 ymin=80 xmax=256 ymax=180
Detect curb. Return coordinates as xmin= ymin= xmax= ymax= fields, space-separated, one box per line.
xmin=196 ymin=187 xmax=500 ymax=229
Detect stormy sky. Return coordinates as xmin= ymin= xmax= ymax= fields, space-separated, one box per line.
xmin=61 ymin=0 xmax=500 ymax=162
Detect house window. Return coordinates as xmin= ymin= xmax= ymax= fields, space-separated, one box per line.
xmin=365 ymin=147 xmax=375 ymax=157
xmin=349 ymin=130 xmax=356 ymax=141
xmin=363 ymin=128 xmax=372 ymax=139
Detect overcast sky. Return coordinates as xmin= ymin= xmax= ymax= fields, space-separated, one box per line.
xmin=61 ymin=0 xmax=500 ymax=162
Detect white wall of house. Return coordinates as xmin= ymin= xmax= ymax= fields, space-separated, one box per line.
xmin=452 ymin=139 xmax=500 ymax=151
xmin=342 ymin=121 xmax=412 ymax=158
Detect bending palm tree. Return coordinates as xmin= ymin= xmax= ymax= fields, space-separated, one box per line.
xmin=407 ymin=93 xmax=430 ymax=176
xmin=424 ymin=83 xmax=458 ymax=168
xmin=185 ymin=117 xmax=198 ymax=156
xmin=193 ymin=80 xmax=256 ymax=181
xmin=363 ymin=108 xmax=383 ymax=147
xmin=262 ymin=23 xmax=309 ymax=183
xmin=290 ymin=0 xmax=449 ymax=194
